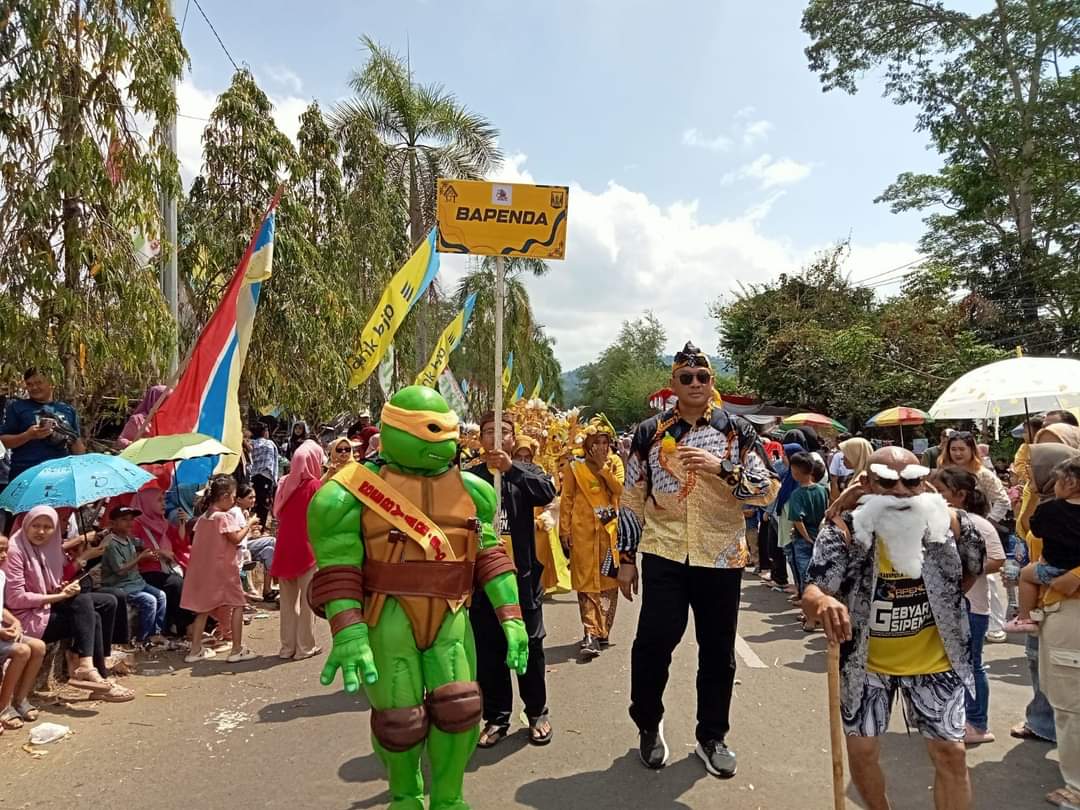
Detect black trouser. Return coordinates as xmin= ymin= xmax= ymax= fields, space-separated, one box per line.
xmin=143 ymin=570 xmax=192 ymax=636
xmin=93 ymin=587 xmax=130 ymax=646
xmin=629 ymin=554 xmax=742 ymax=744
xmin=42 ymin=592 xmax=108 ymax=677
xmin=469 ymin=591 xmax=548 ymax=727
xmin=253 ymin=475 xmax=275 ymax=529
xmin=763 ymin=517 xmax=788 ymax=585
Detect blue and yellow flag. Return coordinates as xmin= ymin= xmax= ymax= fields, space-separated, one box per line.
xmin=510 ymin=381 xmax=525 ymax=404
xmin=347 ymin=229 xmax=439 ymax=388
xmin=502 ymin=351 xmax=514 ymax=392
xmin=530 ymin=374 xmax=543 ymax=401
xmin=415 ymin=293 xmax=477 ymax=387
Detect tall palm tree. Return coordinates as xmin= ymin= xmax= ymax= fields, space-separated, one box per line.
xmin=453 ymin=256 xmax=558 ymax=409
xmin=332 ymin=36 xmax=503 ymax=248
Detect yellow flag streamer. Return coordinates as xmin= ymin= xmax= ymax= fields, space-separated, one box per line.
xmin=347 ymin=230 xmax=439 ymax=388
xmin=414 ymin=293 xmax=477 ymax=388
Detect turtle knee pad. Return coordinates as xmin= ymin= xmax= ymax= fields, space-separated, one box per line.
xmin=427 ymin=681 xmax=482 ymax=734
xmin=371 ymin=704 xmax=429 ymax=752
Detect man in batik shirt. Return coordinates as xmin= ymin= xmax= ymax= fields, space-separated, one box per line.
xmin=803 ymin=447 xmax=984 ymax=810
xmin=621 ymin=342 xmax=773 ymax=779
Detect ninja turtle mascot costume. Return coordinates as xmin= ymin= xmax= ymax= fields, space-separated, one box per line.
xmin=307 ymin=385 xmax=528 ymax=810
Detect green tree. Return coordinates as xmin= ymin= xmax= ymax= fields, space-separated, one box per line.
xmin=0 ymin=0 xmax=185 ymax=406
xmin=802 ymin=0 xmax=1080 ymax=353
xmin=451 ymin=256 xmax=562 ymax=411
xmin=712 ymin=244 xmax=1004 ymax=427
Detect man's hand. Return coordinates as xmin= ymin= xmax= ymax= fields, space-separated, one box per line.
xmin=481 ymin=449 xmax=513 ymax=473
xmin=25 ymin=423 xmax=53 ymax=440
xmin=586 ymin=442 xmax=608 ymax=468
xmin=501 ymin=618 xmax=529 ymax=675
xmin=805 ymin=592 xmax=852 ymax=644
xmin=320 ymin=622 xmax=378 ymax=693
xmin=826 ymin=472 xmax=867 ymax=520
xmin=677 ymin=446 xmax=722 ymax=476
xmin=137 ymin=549 xmax=158 ymax=562
xmin=559 ymin=534 xmax=571 ymax=553
xmin=617 ymin=561 xmax=639 ymax=602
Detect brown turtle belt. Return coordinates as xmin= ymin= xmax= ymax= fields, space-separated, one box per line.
xmin=364 ymin=558 xmax=475 ymax=601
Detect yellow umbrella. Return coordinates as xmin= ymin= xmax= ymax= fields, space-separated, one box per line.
xmin=120 ymin=432 xmax=236 ymax=465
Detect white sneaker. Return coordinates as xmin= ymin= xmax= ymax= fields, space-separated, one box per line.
xmin=985 ymin=630 xmax=1008 ymax=643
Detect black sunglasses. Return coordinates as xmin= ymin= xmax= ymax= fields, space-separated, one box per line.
xmin=678 ymin=371 xmax=712 ymax=386
xmin=334 ymin=446 xmax=351 ymax=454
xmin=873 ymin=474 xmax=926 ymax=490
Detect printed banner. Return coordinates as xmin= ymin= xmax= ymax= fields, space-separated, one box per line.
xmin=415 ymin=293 xmax=477 ymax=387
xmin=436 ymin=179 xmax=569 ymax=259
xmin=346 ymin=229 xmax=439 ymax=388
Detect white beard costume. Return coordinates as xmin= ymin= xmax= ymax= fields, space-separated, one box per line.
xmin=852 ymin=492 xmax=951 ymax=579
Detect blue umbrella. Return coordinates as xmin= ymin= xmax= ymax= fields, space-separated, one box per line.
xmin=0 ymin=453 xmax=154 ymax=514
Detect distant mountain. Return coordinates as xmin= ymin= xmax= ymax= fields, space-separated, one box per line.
xmin=560 ymin=365 xmax=587 ymax=403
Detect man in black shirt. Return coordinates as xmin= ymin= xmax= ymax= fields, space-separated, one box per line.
xmin=467 ymin=410 xmax=556 ymax=749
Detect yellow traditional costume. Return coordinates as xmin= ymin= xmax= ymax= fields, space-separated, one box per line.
xmin=560 ymin=416 xmax=624 ymax=649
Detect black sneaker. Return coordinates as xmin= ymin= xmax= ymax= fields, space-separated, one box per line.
xmin=696 ymin=739 xmax=737 ymax=778
xmin=638 ymin=722 xmax=669 ymax=769
xmin=598 ymin=637 xmax=610 ymax=649
xmin=580 ymin=635 xmax=601 ymax=659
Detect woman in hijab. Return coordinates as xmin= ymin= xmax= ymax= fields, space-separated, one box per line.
xmin=839 ymin=437 xmax=872 ymax=479
xmin=322 ymin=436 xmax=354 ymax=483
xmin=1034 ymin=422 xmax=1080 ymax=449
xmin=286 ymin=420 xmax=309 ymax=460
xmin=116 ymin=385 xmax=169 ymax=449
xmin=270 ymin=440 xmax=324 ymax=660
xmin=131 ymin=484 xmax=192 ymax=638
xmin=3 ymin=506 xmax=134 ymax=700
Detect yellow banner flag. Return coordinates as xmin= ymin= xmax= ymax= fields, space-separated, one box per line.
xmin=414 ymin=293 xmax=478 ymax=387
xmin=347 ymin=230 xmax=439 ymax=388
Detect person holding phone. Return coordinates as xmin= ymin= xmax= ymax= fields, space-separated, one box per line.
xmin=0 ymin=368 xmax=85 ymax=489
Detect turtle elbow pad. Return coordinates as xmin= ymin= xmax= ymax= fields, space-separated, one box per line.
xmin=474 ymin=545 xmax=516 ymax=588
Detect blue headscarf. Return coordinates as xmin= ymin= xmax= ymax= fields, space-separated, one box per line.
xmin=775 ymin=442 xmax=806 ymax=512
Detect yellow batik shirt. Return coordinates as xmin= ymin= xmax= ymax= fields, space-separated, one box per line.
xmin=624 ymin=409 xmax=767 ymax=569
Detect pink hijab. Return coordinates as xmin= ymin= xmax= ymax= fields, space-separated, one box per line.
xmin=132 ymin=486 xmax=170 ymax=542
xmin=274 ymin=439 xmax=325 ymax=516
xmin=10 ymin=505 xmax=63 ymax=592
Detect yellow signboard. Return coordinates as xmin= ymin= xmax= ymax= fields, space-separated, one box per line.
xmin=436 ymin=179 xmax=568 ymax=259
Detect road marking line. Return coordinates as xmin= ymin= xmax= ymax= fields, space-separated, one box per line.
xmin=735 ymin=634 xmax=767 ymax=669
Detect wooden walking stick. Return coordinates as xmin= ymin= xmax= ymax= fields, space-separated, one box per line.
xmin=827 ymin=641 xmax=846 ymax=810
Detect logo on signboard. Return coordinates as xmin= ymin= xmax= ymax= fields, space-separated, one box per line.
xmin=492 ymin=184 xmax=512 ymax=206
xmin=440 ymin=184 xmax=459 ymax=203
xmin=550 ymin=190 xmax=565 ymax=209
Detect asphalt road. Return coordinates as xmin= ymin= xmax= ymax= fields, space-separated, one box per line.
xmin=0 ymin=577 xmax=1062 ymax=809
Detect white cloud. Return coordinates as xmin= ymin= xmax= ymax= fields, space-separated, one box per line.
xmin=681 ymin=127 xmax=732 ymax=152
xmin=262 ymin=65 xmax=303 ymax=94
xmin=725 ymin=154 xmax=815 ymax=190
xmin=175 ymin=75 xmax=308 ymax=184
xmin=449 ymin=155 xmax=916 ymax=374
xmin=742 ymin=119 xmax=773 ymax=146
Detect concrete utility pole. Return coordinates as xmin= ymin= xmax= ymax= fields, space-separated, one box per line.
xmin=163 ymin=0 xmax=180 ymax=374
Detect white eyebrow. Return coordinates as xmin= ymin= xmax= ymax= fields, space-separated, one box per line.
xmin=870 ymin=463 xmax=899 ymax=480
xmin=901 ymin=464 xmax=930 ymax=479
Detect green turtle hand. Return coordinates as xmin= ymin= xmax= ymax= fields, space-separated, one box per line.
xmin=320 ymin=622 xmax=379 ymax=693
xmin=501 ymin=617 xmax=529 ymax=675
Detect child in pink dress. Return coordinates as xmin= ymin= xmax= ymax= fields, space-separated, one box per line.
xmin=180 ymin=476 xmax=258 ymax=663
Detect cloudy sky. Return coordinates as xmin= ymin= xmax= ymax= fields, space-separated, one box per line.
xmin=176 ymin=0 xmax=938 ymax=369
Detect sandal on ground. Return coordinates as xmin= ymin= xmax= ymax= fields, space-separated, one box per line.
xmin=0 ymin=707 xmax=24 ymax=730
xmin=477 ymin=723 xmax=510 ymax=748
xmin=1010 ymin=723 xmax=1046 ymax=740
xmin=226 ymin=647 xmax=257 ymax=663
xmin=99 ymin=683 xmax=135 ymax=702
xmin=184 ymin=647 xmax=216 ymax=663
xmin=528 ymin=716 xmax=553 ymax=746
xmin=1046 ymin=787 xmax=1080 ymax=807
xmin=15 ymin=699 xmax=38 ymax=722
xmin=293 ymin=647 xmax=322 ymax=660
xmin=69 ymin=667 xmax=114 ymax=693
